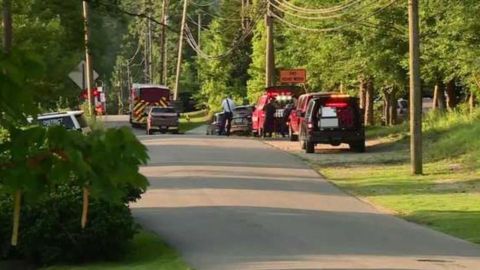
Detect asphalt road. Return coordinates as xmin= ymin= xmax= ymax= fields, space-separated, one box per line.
xmin=102 ymin=116 xmax=480 ymax=270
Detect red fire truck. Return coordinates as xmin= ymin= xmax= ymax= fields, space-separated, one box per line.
xmin=129 ymin=84 xmax=171 ymax=127
xmin=251 ymin=86 xmax=302 ymax=137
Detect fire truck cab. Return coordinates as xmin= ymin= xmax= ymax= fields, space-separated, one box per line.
xmin=251 ymin=86 xmax=302 ymax=137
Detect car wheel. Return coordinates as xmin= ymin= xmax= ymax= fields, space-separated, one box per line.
xmin=289 ymin=126 xmax=298 ymax=142
xmin=349 ymin=141 xmax=366 ymax=153
xmin=305 ymin=141 xmax=315 ymax=154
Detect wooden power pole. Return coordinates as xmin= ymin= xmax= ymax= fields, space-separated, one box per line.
xmin=197 ymin=12 xmax=202 ymax=50
xmin=265 ymin=2 xmax=275 ymax=87
xmin=160 ymin=0 xmax=169 ymax=85
xmin=174 ymin=0 xmax=188 ymax=101
xmin=2 ymin=0 xmax=12 ymax=54
xmin=408 ymin=0 xmax=422 ymax=175
xmin=82 ymin=0 xmax=95 ymax=120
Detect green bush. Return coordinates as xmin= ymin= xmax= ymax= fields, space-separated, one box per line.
xmin=0 ymin=184 xmax=138 ymax=266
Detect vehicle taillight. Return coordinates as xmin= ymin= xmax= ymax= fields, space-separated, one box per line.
xmin=307 ymin=121 xmax=314 ymax=130
xmin=325 ymin=102 xmax=348 ymax=108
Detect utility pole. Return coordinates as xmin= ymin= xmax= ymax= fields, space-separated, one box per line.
xmin=147 ymin=0 xmax=153 ymax=83
xmin=174 ymin=0 xmax=188 ymax=101
xmin=241 ymin=0 xmax=245 ymax=30
xmin=242 ymin=0 xmax=251 ymax=30
xmin=265 ymin=1 xmax=275 ymax=87
xmin=2 ymin=0 xmax=12 ymax=54
xmin=160 ymin=0 xmax=169 ymax=85
xmin=408 ymin=0 xmax=422 ymax=175
xmin=82 ymin=0 xmax=95 ymax=120
xmin=197 ymin=12 xmax=201 ymax=50
xmin=148 ymin=16 xmax=153 ymax=83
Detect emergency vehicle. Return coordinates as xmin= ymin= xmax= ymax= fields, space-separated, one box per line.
xmin=251 ymin=86 xmax=302 ymax=137
xmin=289 ymin=92 xmax=336 ymax=141
xmin=129 ymin=84 xmax=171 ymax=127
xmin=299 ymin=93 xmax=365 ymax=153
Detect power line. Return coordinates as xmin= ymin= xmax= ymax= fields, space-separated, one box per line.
xmin=271 ymin=0 xmax=399 ymax=33
xmin=274 ymin=0 xmax=363 ymax=14
xmin=183 ymin=6 xmax=265 ymax=59
xmin=199 ymin=8 xmax=244 ymax=22
xmin=190 ymin=0 xmax=219 ymax=7
xmin=127 ymin=40 xmax=142 ymax=64
xmin=268 ymin=0 xmax=366 ymax=20
xmin=95 ymin=1 xmax=179 ymax=34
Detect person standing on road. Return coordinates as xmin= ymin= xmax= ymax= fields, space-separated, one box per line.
xmin=263 ymin=98 xmax=276 ymax=138
xmin=221 ymin=95 xmax=236 ymax=136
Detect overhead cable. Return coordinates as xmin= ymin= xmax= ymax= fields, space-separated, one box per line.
xmin=268 ymin=0 xmax=366 ymax=20
xmin=183 ymin=7 xmax=265 ymax=59
xmin=271 ymin=0 xmax=399 ymax=33
xmin=273 ymin=0 xmax=363 ymax=14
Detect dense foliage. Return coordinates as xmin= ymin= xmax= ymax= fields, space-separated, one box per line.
xmin=0 ymin=185 xmax=138 ymax=265
xmin=1 ymin=0 xmax=149 ymax=261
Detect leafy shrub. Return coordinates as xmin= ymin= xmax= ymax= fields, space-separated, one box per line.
xmin=0 ymin=184 xmax=138 ymax=265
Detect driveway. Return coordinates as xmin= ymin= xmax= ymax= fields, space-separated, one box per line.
xmin=131 ymin=134 xmax=480 ymax=270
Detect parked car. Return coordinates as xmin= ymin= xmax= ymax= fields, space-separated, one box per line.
xmin=230 ymin=105 xmax=253 ymax=135
xmin=146 ymin=106 xmax=179 ymax=135
xmin=299 ymin=93 xmax=365 ymax=153
xmin=289 ymin=92 xmax=336 ymax=141
xmin=206 ymin=112 xmax=224 ymax=135
xmin=37 ymin=111 xmax=90 ymax=133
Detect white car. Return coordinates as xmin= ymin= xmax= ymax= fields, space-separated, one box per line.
xmin=36 ymin=111 xmax=90 ymax=133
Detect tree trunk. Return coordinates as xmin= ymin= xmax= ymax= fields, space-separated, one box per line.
xmin=432 ymin=82 xmax=446 ymax=112
xmin=384 ymin=96 xmax=390 ymax=126
xmin=472 ymin=75 xmax=480 ymax=114
xmin=389 ymin=87 xmax=398 ymax=125
xmin=359 ymin=78 xmax=367 ymax=110
xmin=445 ymin=80 xmax=457 ymax=110
xmin=470 ymin=92 xmax=475 ymax=114
xmin=365 ymin=78 xmax=375 ymax=126
xmin=2 ymin=0 xmax=12 ymax=53
xmin=432 ymin=84 xmax=439 ymax=110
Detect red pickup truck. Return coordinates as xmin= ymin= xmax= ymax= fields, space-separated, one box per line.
xmin=251 ymin=86 xmax=301 ymax=137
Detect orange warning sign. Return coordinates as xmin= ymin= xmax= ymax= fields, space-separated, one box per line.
xmin=280 ymin=69 xmax=307 ymax=83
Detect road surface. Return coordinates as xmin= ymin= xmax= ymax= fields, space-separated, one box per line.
xmin=101 ymin=117 xmax=480 ymax=269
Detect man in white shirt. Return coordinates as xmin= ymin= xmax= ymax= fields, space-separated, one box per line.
xmin=221 ymin=95 xmax=236 ymax=136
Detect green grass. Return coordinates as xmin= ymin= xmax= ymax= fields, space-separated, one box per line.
xmin=43 ymin=230 xmax=191 ymax=270
xmin=316 ymin=108 xmax=480 ymax=244
xmin=179 ymin=110 xmax=210 ymax=133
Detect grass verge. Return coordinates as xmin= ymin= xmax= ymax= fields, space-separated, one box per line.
xmin=179 ymin=110 xmax=210 ymax=133
xmin=43 ymin=230 xmax=190 ymax=270
xmin=314 ymin=108 xmax=480 ymax=244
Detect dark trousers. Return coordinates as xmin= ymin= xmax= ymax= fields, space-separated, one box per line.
xmin=223 ymin=112 xmax=233 ymax=136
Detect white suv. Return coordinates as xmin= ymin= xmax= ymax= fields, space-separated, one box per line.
xmin=37 ymin=111 xmax=90 ymax=133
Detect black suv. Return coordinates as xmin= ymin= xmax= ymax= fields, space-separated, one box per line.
xmin=299 ymin=94 xmax=365 ymax=153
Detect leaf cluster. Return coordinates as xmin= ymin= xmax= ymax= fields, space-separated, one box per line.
xmin=0 ymin=126 xmax=149 ymax=204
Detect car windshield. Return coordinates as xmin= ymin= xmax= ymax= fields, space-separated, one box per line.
xmin=38 ymin=116 xmax=75 ymax=129
xmin=152 ymin=107 xmax=176 ymax=113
